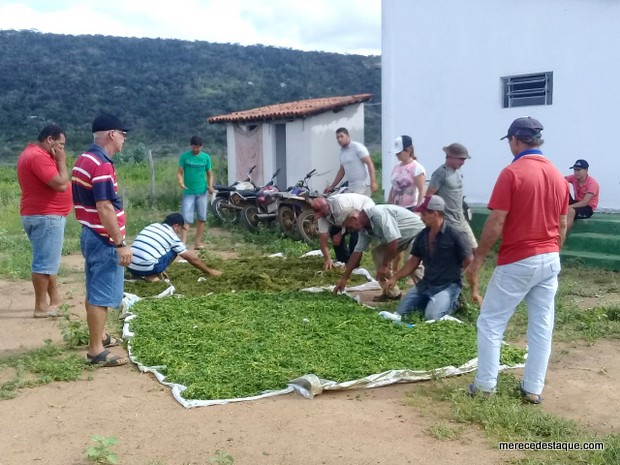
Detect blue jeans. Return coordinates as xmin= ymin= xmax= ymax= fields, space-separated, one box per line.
xmin=181 ymin=193 xmax=208 ymax=223
xmin=396 ymin=282 xmax=461 ymax=321
xmin=22 ymin=215 xmax=66 ymax=274
xmin=474 ymin=252 xmax=561 ymax=395
xmin=128 ymin=250 xmax=177 ymax=276
xmin=80 ymin=227 xmax=124 ymax=308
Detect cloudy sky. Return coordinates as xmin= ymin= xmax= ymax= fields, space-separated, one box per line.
xmin=0 ymin=0 xmax=381 ymax=55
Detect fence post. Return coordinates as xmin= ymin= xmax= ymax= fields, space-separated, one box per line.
xmin=148 ymin=149 xmax=155 ymax=206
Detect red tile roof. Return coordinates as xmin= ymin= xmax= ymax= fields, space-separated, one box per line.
xmin=208 ymin=93 xmax=373 ymax=124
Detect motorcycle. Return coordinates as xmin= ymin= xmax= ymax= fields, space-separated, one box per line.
xmin=275 ymin=169 xmax=317 ymax=239
xmin=211 ymin=165 xmax=258 ymax=224
xmin=240 ymin=169 xmax=281 ymax=232
xmin=295 ymin=182 xmax=349 ymax=246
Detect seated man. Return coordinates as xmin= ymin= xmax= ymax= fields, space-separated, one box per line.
xmin=380 ymin=195 xmax=472 ymax=321
xmin=310 ymin=193 xmax=375 ymax=270
xmin=333 ymin=204 xmax=425 ymax=301
xmin=565 ymin=159 xmax=599 ymax=231
xmin=128 ymin=213 xmax=221 ymax=281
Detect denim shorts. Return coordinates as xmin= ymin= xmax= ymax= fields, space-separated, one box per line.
xmin=128 ymin=250 xmax=177 ymax=276
xmin=181 ymin=193 xmax=208 ymax=224
xmin=22 ymin=215 xmax=66 ymax=274
xmin=80 ymin=227 xmax=124 ymax=308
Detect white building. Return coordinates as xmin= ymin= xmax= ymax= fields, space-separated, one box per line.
xmin=382 ymin=0 xmax=620 ymax=209
xmin=208 ymin=94 xmax=372 ymax=191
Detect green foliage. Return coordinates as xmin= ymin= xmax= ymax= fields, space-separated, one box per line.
xmin=86 ymin=435 xmax=119 ymax=464
xmin=0 ymin=341 xmax=89 ymax=399
xmin=0 ymin=30 xmax=381 ymax=162
xmin=59 ymin=306 xmax=90 ymax=348
xmin=128 ymin=290 xmax=525 ymax=400
xmin=208 ymin=451 xmax=235 ymax=465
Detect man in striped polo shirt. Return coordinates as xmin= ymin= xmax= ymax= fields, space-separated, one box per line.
xmin=72 ymin=113 xmax=132 ymax=367
xmin=128 ymin=213 xmax=221 ymax=281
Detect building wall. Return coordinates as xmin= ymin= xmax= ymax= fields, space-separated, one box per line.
xmin=382 ymin=0 xmax=620 ymax=209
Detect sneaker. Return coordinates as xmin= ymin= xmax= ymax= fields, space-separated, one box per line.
xmin=378 ymin=311 xmax=402 ymax=322
xmin=519 ymin=385 xmax=542 ymax=404
xmin=467 ymin=383 xmax=493 ymax=398
xmin=373 ymin=293 xmax=402 ymax=302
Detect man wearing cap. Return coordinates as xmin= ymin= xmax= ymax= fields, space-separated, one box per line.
xmin=128 ymin=213 xmax=222 ymax=281
xmin=324 ymin=127 xmax=378 ymax=197
xmin=310 ymin=193 xmax=375 ymax=270
xmin=565 ymin=159 xmax=599 ymax=231
xmin=380 ymin=195 xmax=472 ymax=321
xmin=426 ymin=143 xmax=477 ymax=249
xmin=72 ymin=112 xmax=133 ymax=367
xmin=17 ymin=124 xmax=72 ymax=318
xmin=466 ymin=117 xmax=569 ymax=404
xmin=333 ymin=204 xmax=424 ymax=300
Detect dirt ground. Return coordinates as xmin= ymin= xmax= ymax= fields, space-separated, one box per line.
xmin=1 ymin=254 xmax=619 ymax=465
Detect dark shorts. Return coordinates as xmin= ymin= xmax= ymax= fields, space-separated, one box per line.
xmin=569 ymin=199 xmax=594 ymax=220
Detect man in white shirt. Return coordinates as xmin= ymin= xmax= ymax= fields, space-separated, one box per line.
xmin=128 ymin=213 xmax=221 ymax=281
xmin=311 ymin=193 xmax=375 ymax=269
xmin=324 ymin=127 xmax=378 ymax=197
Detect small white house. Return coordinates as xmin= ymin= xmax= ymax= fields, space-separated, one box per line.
xmin=382 ymin=0 xmax=620 ymax=209
xmin=208 ymin=94 xmax=372 ymax=191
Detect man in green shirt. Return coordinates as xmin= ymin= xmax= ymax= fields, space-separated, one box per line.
xmin=176 ymin=136 xmax=214 ymax=249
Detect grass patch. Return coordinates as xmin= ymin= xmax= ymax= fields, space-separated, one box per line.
xmin=128 ymin=291 xmax=525 ymax=400
xmin=0 ymin=341 xmax=91 ymax=399
xmin=405 ymin=374 xmax=620 ymax=464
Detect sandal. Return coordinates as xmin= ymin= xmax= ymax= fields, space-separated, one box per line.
xmin=87 ymin=350 xmax=128 ymax=367
xmin=520 ymin=386 xmax=542 ymax=404
xmin=102 ymin=334 xmax=122 ymax=348
xmin=467 ymin=384 xmax=493 ymax=398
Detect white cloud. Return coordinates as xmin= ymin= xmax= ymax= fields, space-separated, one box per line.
xmin=0 ymin=0 xmax=381 ymax=55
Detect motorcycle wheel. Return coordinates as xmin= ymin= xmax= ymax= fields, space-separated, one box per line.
xmin=213 ymin=197 xmax=238 ymax=224
xmin=296 ymin=209 xmax=319 ymax=246
xmin=241 ymin=204 xmax=260 ymax=232
xmin=277 ymin=205 xmax=299 ymax=239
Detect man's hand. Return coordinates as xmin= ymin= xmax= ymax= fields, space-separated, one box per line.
xmin=324 ymin=185 xmax=334 ymax=194
xmin=50 ymin=146 xmax=66 ymax=162
xmin=323 ymin=258 xmax=334 ymax=270
xmin=370 ymin=180 xmax=378 ymax=193
xmin=465 ymin=259 xmax=483 ymax=306
xmin=385 ymin=277 xmax=397 ymax=291
xmin=208 ymin=186 xmax=215 ymax=194
xmin=117 ymin=246 xmax=133 ymax=267
xmin=332 ymin=231 xmax=343 ymax=247
xmin=333 ymin=277 xmax=347 ymax=294
xmin=179 ymin=182 xmax=187 ymax=190
xmin=376 ymin=264 xmax=389 ymax=283
xmin=471 ymin=292 xmax=483 ymax=306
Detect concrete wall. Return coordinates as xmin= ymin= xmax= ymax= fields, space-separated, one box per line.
xmin=382 ymin=0 xmax=620 ymax=209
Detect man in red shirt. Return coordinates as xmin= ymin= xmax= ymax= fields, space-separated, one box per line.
xmin=466 ymin=117 xmax=569 ymax=404
xmin=16 ymin=125 xmax=72 ymax=318
xmin=565 ymin=159 xmax=599 ymax=231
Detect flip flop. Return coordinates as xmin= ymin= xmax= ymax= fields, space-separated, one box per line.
xmin=102 ymin=334 xmax=122 ymax=348
xmin=86 ymin=350 xmax=128 ymax=367
xmin=520 ymin=386 xmax=542 ymax=404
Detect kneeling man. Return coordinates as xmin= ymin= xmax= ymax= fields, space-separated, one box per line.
xmin=381 ymin=195 xmax=472 ymax=321
xmin=129 ymin=213 xmax=221 ymax=281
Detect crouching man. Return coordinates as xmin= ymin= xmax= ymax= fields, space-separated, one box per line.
xmin=333 ymin=204 xmax=424 ymax=301
xmin=381 ymin=195 xmax=472 ymax=321
xmin=128 ymin=213 xmax=222 ymax=281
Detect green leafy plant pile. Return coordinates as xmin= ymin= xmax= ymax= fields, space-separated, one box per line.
xmin=124 ymin=256 xmax=368 ymax=297
xmin=128 ymin=291 xmax=525 ymax=400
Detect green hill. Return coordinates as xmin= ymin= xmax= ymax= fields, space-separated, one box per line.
xmin=0 ymin=30 xmax=381 ymax=161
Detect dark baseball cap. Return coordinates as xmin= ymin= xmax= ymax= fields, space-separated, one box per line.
xmin=92 ymin=112 xmax=131 ymax=133
xmin=500 ymin=117 xmax=543 ymax=140
xmin=163 ymin=212 xmax=186 ymax=226
xmin=442 ymin=142 xmax=470 ymax=159
xmin=569 ymin=159 xmax=589 ymax=170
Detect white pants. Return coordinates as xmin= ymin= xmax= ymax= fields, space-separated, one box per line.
xmin=474 ymin=252 xmax=561 ymax=395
